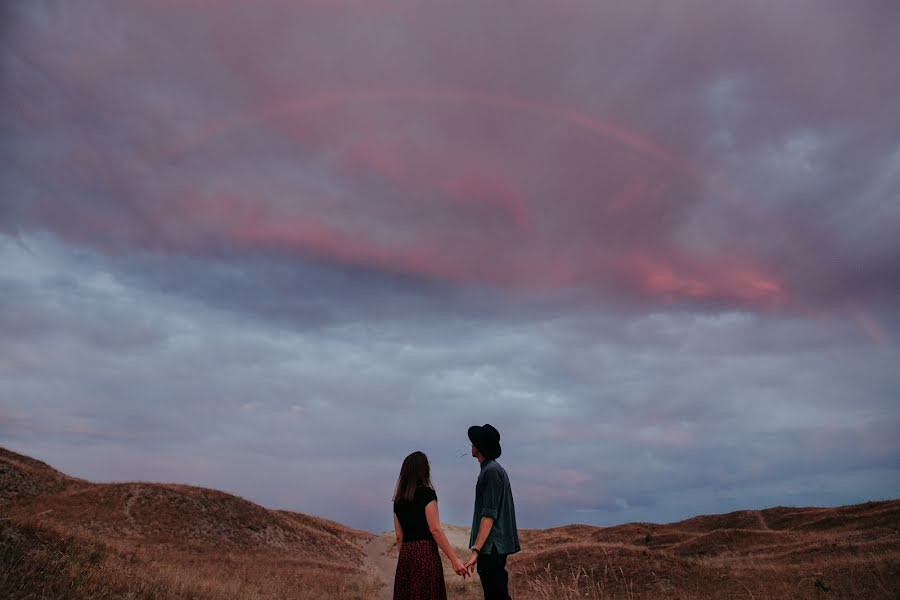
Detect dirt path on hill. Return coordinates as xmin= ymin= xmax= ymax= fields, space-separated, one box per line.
xmin=362 ymin=533 xmax=396 ymax=600
xmin=362 ymin=525 xmax=474 ymax=600
xmin=123 ymin=485 xmax=142 ymax=534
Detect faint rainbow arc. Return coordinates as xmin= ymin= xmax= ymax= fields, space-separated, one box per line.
xmin=170 ymin=86 xmax=889 ymax=347
xmin=173 ymin=87 xmax=693 ymax=172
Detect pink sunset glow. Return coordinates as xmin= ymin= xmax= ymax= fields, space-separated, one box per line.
xmin=1 ymin=0 xmax=897 ymax=529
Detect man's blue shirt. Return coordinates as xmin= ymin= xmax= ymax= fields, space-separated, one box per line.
xmin=469 ymin=459 xmax=521 ymax=554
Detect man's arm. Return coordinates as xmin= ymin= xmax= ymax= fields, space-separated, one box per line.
xmin=464 ymin=469 xmax=503 ymax=569
xmin=464 ymin=516 xmax=494 ymax=569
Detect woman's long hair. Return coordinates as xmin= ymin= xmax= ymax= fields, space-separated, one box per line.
xmin=393 ymin=451 xmax=433 ymax=504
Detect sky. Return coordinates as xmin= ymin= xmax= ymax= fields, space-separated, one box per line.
xmin=1 ymin=0 xmax=899 ymax=532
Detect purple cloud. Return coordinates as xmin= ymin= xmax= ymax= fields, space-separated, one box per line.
xmin=1 ymin=1 xmax=898 ymax=530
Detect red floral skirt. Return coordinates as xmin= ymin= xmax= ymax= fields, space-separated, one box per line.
xmin=393 ymin=539 xmax=447 ymax=600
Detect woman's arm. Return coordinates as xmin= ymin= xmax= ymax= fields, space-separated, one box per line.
xmin=393 ymin=513 xmax=403 ymax=547
xmin=424 ymin=500 xmax=468 ymax=577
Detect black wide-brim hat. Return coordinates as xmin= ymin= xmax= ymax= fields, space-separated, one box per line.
xmin=468 ymin=423 xmax=502 ymax=460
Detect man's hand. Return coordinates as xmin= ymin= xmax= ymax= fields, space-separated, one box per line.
xmin=463 ymin=549 xmax=478 ymax=572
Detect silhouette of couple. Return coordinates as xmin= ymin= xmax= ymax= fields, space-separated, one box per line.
xmin=392 ymin=424 xmax=520 ymax=600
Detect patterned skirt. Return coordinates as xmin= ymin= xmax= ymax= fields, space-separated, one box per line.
xmin=393 ymin=539 xmax=448 ymax=600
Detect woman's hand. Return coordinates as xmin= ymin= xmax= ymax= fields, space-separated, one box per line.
xmin=451 ymin=556 xmax=469 ymax=578
xmin=424 ymin=499 xmax=470 ymax=578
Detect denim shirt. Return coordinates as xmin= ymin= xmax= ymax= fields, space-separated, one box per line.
xmin=469 ymin=459 xmax=521 ymax=555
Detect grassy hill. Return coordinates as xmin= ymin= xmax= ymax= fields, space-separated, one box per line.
xmin=509 ymin=501 xmax=900 ymax=599
xmin=2 ymin=445 xmax=898 ymax=599
xmin=1 ymin=446 xmax=377 ymax=599
xmin=0 ymin=446 xmax=92 ymax=506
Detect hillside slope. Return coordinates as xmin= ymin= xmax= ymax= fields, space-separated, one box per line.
xmin=0 ymin=446 xmax=91 ymax=506
xmin=2 ymin=445 xmax=898 ymax=599
xmin=511 ymin=500 xmax=900 ymax=599
xmin=0 ymin=445 xmax=377 ymax=600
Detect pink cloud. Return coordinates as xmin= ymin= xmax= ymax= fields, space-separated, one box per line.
xmin=4 ymin=0 xmax=895 ymax=326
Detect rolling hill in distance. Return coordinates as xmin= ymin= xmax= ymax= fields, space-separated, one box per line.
xmin=1 ymin=445 xmax=898 ymax=599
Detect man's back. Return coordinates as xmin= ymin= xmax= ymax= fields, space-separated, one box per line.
xmin=466 ymin=423 xmax=518 ymax=600
xmin=470 ymin=458 xmax=520 ymax=555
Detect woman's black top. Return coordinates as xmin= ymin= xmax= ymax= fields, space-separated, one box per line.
xmin=393 ymin=486 xmax=437 ymax=542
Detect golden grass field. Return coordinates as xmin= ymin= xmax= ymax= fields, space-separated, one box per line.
xmin=2 ymin=445 xmax=898 ymax=599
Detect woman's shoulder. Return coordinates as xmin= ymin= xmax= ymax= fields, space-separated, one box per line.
xmin=414 ymin=485 xmax=437 ymax=502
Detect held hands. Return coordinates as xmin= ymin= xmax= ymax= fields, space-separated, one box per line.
xmin=451 ymin=556 xmax=470 ymax=578
xmin=463 ymin=549 xmax=478 ymax=572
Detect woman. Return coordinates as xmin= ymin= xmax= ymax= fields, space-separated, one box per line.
xmin=393 ymin=451 xmax=468 ymax=600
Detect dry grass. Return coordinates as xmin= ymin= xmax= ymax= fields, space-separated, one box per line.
xmin=0 ymin=516 xmax=381 ymax=600
xmin=508 ymin=500 xmax=900 ymax=600
xmin=3 ymin=445 xmax=899 ymax=599
xmin=1 ymin=446 xmax=375 ymax=599
xmin=0 ymin=447 xmax=91 ymax=506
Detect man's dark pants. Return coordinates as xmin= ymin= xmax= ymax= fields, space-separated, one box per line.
xmin=476 ymin=548 xmax=511 ymax=600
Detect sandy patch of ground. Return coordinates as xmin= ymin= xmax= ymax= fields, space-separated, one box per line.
xmin=362 ymin=524 xmax=482 ymax=600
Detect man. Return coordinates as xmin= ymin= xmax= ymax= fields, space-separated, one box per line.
xmin=464 ymin=423 xmax=520 ymax=600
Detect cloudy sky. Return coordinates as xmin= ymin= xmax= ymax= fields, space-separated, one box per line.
xmin=1 ymin=0 xmax=898 ymax=531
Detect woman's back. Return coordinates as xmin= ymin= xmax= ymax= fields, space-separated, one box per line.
xmin=392 ymin=451 xmax=463 ymax=600
xmin=393 ymin=486 xmax=437 ymax=541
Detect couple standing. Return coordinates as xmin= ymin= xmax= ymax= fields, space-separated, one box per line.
xmin=392 ymin=424 xmax=520 ymax=600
